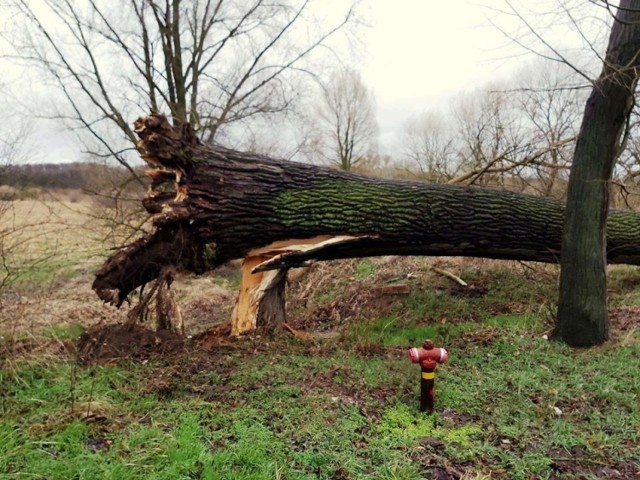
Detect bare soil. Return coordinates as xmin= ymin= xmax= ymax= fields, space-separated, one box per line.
xmin=609 ymin=306 xmax=640 ymax=332
xmin=76 ymin=323 xmax=187 ymax=363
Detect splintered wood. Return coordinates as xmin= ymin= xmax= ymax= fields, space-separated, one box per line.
xmin=231 ymin=255 xmax=282 ymax=336
xmin=231 ymin=236 xmax=362 ymax=335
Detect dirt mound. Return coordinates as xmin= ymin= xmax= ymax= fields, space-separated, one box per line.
xmin=447 ymin=283 xmax=487 ymax=298
xmin=76 ymin=323 xmax=187 ymax=363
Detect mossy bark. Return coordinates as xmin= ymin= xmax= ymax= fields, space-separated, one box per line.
xmin=93 ymin=114 xmax=640 ymax=333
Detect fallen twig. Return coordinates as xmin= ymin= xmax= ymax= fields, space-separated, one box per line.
xmin=432 ymin=267 xmax=468 ymax=286
xmin=281 ymin=322 xmax=314 ymax=341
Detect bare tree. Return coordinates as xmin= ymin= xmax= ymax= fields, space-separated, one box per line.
xmin=313 ymin=68 xmax=379 ymax=171
xmin=396 ymin=55 xmax=587 ymax=194
xmin=401 ymin=112 xmax=459 ymax=182
xmin=513 ymin=60 xmax=584 ymax=197
xmin=451 ymin=88 xmax=530 ymax=187
xmin=399 ymin=79 xmax=575 ymax=190
xmin=3 ymin=0 xmax=359 ymax=171
xmin=0 ymin=84 xmax=37 ymax=293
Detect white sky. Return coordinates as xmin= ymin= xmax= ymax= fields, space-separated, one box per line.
xmin=358 ymin=0 xmax=607 ymax=154
xmin=361 ymin=0 xmax=520 ymax=150
xmin=4 ymin=0 xmax=609 ymax=163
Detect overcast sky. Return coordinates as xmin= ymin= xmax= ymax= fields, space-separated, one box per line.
xmin=358 ymin=0 xmax=607 ymax=153
xmin=3 ymin=0 xmax=610 ymax=163
xmin=361 ymin=1 xmax=520 ymax=150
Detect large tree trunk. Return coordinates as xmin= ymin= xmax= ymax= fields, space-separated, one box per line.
xmin=93 ymin=114 xmax=640 ymax=335
xmin=557 ymin=1 xmax=640 ymax=347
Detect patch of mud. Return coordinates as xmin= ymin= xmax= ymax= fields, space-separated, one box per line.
xmin=426 ymin=466 xmax=462 ymax=480
xmin=191 ymin=322 xmax=234 ymax=351
xmin=76 ymin=323 xmax=187 ymax=362
xmin=609 ymin=307 xmax=640 ymax=332
xmin=548 ymin=447 xmax=640 ymax=479
xmin=447 ymin=283 xmax=487 ymax=298
xmin=416 ymin=439 xmax=467 ymax=479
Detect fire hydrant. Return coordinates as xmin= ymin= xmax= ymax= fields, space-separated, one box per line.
xmin=408 ymin=340 xmax=448 ymax=413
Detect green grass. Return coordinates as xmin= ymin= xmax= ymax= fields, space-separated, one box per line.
xmin=1 ymin=260 xmax=640 ymax=478
xmin=609 ymin=265 xmax=640 ymax=307
xmin=1 ymin=327 xmax=639 ymax=479
xmin=354 ymin=259 xmax=377 ymax=280
xmin=1 ymin=323 xmax=87 ymax=344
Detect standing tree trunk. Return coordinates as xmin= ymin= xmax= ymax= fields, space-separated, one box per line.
xmin=556 ymin=1 xmax=640 ymax=347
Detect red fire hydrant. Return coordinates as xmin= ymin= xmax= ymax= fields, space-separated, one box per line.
xmin=408 ymin=340 xmax=448 ymax=413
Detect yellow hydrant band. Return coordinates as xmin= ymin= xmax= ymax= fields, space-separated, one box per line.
xmin=421 ymin=372 xmax=435 ymax=380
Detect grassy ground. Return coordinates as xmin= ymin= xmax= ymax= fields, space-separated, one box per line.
xmin=1 ymin=252 xmax=639 ymax=479
xmin=1 ymin=197 xmax=639 ymax=479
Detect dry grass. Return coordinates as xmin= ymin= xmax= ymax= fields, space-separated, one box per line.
xmin=0 ymin=195 xmax=238 ymax=337
xmin=0 ymin=197 xmax=127 ymax=334
xmin=0 ymin=275 xmax=128 ymax=334
xmin=4 ymin=197 xmax=110 ymax=256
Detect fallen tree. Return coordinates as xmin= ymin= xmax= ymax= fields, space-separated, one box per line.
xmin=93 ymin=113 xmax=640 ymax=335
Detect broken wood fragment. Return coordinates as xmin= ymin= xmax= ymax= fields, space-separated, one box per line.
xmin=371 ymin=284 xmax=411 ymax=295
xmin=251 ymin=235 xmax=370 ymax=273
xmin=281 ymin=322 xmax=314 ymax=341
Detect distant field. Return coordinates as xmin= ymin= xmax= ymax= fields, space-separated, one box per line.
xmin=0 ymin=196 xmax=138 ymax=332
xmin=1 ymin=193 xmax=153 ymax=280
xmin=3 ymin=196 xmax=140 ymax=257
xmin=3 ymin=198 xmax=104 ymax=264
xmin=0 ymin=195 xmax=232 ymax=334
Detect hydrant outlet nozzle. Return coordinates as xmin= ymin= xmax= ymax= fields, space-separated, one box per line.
xmin=407 ymin=346 xmax=448 ymax=364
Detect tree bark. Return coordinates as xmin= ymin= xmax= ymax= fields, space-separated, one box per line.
xmin=93 ymin=113 xmax=640 ymax=335
xmin=557 ymin=1 xmax=640 ymax=347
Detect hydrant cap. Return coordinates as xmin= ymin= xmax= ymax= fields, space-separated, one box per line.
xmin=439 ymin=348 xmax=448 ymax=364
